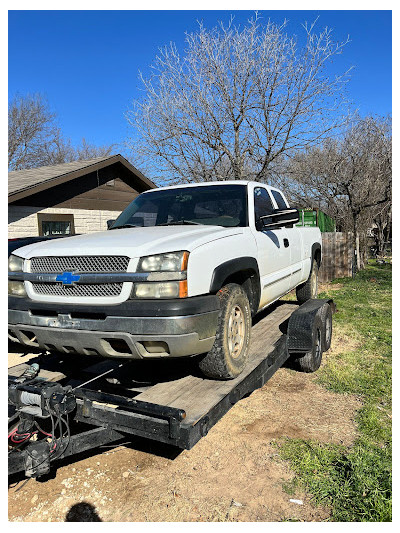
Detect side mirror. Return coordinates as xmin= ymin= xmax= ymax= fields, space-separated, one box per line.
xmin=107 ymin=219 xmax=116 ymax=230
xmin=257 ymin=208 xmax=299 ymax=231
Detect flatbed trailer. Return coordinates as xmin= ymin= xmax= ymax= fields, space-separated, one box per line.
xmin=8 ymin=299 xmax=334 ymax=479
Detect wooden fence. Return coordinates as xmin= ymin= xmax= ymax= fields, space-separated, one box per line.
xmin=319 ymin=232 xmax=354 ymax=283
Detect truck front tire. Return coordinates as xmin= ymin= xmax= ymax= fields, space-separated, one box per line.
xmin=296 ymin=259 xmax=319 ymax=304
xmin=198 ymin=283 xmax=252 ymax=380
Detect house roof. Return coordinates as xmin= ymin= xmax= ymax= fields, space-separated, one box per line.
xmin=8 ymin=154 xmax=155 ymax=203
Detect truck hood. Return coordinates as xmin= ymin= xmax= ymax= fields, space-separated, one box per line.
xmin=13 ymin=225 xmax=244 ymax=260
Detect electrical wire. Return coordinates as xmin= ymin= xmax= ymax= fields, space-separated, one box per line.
xmin=8 ymin=426 xmax=37 ymax=444
xmin=9 ymin=401 xmax=59 ymax=473
xmin=8 ymin=393 xmax=72 ymax=475
xmin=13 ymin=419 xmax=57 ymax=473
xmin=11 ymin=432 xmax=37 ymax=444
xmin=8 ymin=427 xmax=18 ymax=439
xmin=34 ymin=421 xmax=52 ymax=437
xmin=50 ymin=415 xmax=70 ymax=462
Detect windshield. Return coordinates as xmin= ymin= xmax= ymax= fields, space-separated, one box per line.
xmin=111 ymin=184 xmax=248 ymax=229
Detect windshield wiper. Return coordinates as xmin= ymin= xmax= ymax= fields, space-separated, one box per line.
xmin=109 ymin=223 xmax=139 ymax=230
xmin=110 ymin=220 xmax=203 ymax=229
xmin=158 ymin=220 xmax=203 ymax=226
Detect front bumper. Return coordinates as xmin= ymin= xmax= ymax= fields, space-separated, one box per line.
xmin=8 ymin=295 xmax=219 ymax=359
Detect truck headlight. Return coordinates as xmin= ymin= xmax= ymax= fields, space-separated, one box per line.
xmin=133 ymin=281 xmax=185 ymax=299
xmin=133 ymin=251 xmax=189 ymax=298
xmin=8 ymin=255 xmax=24 ymax=272
xmin=8 ymin=280 xmax=27 ymax=297
xmin=138 ymin=251 xmax=189 ymax=272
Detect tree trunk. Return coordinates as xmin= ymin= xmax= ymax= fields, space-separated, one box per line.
xmin=351 ymin=213 xmax=359 ymax=273
xmin=375 ymin=224 xmax=386 ymax=256
xmin=356 ymin=233 xmax=361 ymax=270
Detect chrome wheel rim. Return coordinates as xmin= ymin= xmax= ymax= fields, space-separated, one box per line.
xmin=228 ymin=305 xmax=245 ymax=359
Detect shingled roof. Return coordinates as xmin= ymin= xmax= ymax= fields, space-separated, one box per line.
xmin=8 ymin=154 xmax=155 ymax=203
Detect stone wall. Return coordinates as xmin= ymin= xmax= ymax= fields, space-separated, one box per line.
xmin=8 ymin=205 xmax=122 ymax=238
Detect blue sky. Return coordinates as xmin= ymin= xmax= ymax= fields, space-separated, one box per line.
xmin=8 ymin=10 xmax=392 ymax=154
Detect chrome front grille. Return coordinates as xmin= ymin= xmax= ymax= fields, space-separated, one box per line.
xmin=31 ymin=283 xmax=123 ymax=298
xmin=30 ymin=256 xmax=130 ymax=273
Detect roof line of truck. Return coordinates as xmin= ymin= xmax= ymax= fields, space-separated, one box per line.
xmin=141 ymin=180 xmax=281 ymax=193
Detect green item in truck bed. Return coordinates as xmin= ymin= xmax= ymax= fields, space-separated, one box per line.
xmin=297 ymin=208 xmax=336 ymax=233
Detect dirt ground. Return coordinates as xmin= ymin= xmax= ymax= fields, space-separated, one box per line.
xmin=8 ymin=333 xmax=362 ymax=522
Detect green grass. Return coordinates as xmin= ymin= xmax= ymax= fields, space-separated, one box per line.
xmin=277 ymin=262 xmax=392 ymax=522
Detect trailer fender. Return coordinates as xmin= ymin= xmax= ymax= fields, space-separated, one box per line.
xmin=287 ymin=298 xmax=335 ymax=354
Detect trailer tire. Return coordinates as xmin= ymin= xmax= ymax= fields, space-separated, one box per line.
xmin=198 ymin=283 xmax=251 ymax=380
xmin=293 ymin=313 xmax=324 ymax=373
xmin=296 ymin=259 xmax=318 ymax=304
xmin=319 ymin=302 xmax=333 ymax=351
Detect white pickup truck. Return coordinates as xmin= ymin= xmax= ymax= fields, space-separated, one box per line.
xmin=8 ymin=181 xmax=322 ymax=379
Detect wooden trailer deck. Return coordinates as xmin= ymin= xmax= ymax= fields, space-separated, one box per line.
xmin=134 ymin=301 xmax=296 ymax=426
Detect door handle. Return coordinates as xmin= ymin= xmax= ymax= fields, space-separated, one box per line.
xmin=284 ymin=238 xmax=289 ymax=248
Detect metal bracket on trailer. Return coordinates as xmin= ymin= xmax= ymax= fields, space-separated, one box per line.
xmin=8 ymin=426 xmax=125 ymax=477
xmin=74 ymin=388 xmax=187 ymax=441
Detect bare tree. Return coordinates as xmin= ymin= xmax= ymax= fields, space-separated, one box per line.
xmin=8 ymin=94 xmax=58 ymax=170
xmin=372 ymin=203 xmax=391 ymax=257
xmin=127 ymin=15 xmax=351 ymax=183
xmin=279 ymin=115 xmax=392 ymax=270
xmin=9 ymin=94 xmax=115 ymax=170
xmin=43 ymin=137 xmax=115 ymax=166
xmin=73 ymin=138 xmax=115 ymax=161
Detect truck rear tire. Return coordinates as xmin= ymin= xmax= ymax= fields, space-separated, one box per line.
xmin=198 ymin=283 xmax=252 ymax=380
xmin=296 ymin=259 xmax=318 ymax=304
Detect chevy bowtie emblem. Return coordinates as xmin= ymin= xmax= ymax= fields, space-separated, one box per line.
xmin=56 ymin=272 xmax=81 ymax=286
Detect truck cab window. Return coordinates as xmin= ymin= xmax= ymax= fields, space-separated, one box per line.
xmin=271 ymin=190 xmax=288 ymax=210
xmin=254 ymin=187 xmax=275 ymax=222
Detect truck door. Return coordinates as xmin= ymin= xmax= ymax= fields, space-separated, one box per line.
xmin=251 ymin=186 xmax=292 ymax=309
xmin=269 ymin=188 xmax=304 ymax=289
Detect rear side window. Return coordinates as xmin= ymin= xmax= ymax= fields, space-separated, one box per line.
xmin=271 ymin=190 xmax=288 ymax=209
xmin=254 ymin=187 xmax=275 ymax=222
